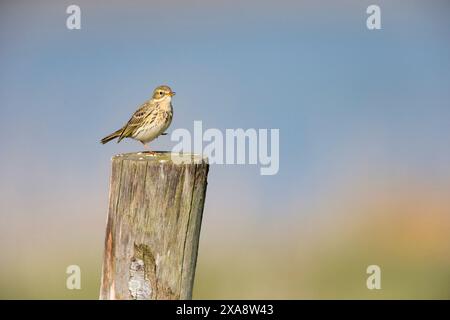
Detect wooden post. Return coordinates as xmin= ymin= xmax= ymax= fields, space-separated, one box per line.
xmin=99 ymin=152 xmax=209 ymax=300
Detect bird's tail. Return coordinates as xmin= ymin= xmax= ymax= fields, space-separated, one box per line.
xmin=101 ymin=129 xmax=123 ymax=144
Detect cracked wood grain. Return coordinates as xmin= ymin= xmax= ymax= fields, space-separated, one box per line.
xmin=99 ymin=152 xmax=209 ymax=300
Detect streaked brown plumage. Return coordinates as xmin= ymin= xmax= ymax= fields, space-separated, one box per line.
xmin=101 ymin=85 xmax=175 ymax=150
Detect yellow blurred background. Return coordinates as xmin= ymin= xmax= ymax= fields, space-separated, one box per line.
xmin=1 ymin=0 xmax=450 ymax=299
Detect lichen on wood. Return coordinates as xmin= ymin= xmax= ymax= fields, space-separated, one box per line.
xmin=99 ymin=152 xmax=209 ymax=300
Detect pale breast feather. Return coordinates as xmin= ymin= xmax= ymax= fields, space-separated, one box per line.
xmin=132 ymin=105 xmax=173 ymax=143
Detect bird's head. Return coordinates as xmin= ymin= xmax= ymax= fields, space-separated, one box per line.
xmin=152 ymin=85 xmax=176 ymax=100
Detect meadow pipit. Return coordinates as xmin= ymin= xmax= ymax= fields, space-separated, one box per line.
xmin=101 ymin=85 xmax=175 ymax=152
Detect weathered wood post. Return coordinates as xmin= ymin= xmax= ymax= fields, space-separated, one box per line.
xmin=99 ymin=152 xmax=209 ymax=300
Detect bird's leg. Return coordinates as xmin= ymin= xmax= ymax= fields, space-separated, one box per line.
xmin=142 ymin=142 xmax=155 ymax=155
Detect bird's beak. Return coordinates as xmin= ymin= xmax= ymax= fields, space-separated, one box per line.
xmin=169 ymin=92 xmax=176 ymax=97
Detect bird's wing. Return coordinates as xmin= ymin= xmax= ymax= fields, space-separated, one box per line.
xmin=118 ymin=100 xmax=158 ymax=142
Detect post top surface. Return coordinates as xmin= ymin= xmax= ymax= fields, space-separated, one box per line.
xmin=112 ymin=152 xmax=208 ymax=164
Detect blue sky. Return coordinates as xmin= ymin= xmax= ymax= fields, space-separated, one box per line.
xmin=0 ymin=0 xmax=450 ymax=297
xmin=1 ymin=0 xmax=450 ymax=216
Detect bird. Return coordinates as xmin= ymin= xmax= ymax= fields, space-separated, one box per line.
xmin=101 ymin=85 xmax=175 ymax=153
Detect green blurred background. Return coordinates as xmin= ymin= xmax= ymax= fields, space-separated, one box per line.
xmin=1 ymin=0 xmax=449 ymax=299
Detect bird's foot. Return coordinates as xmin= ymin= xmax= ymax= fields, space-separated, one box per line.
xmin=142 ymin=144 xmax=156 ymax=155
